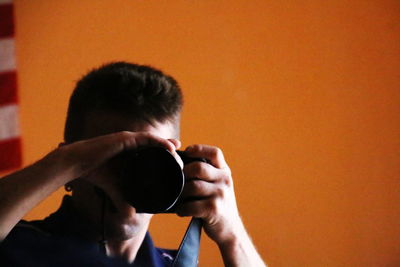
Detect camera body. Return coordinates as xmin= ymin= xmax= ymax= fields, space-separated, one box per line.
xmin=115 ymin=147 xmax=205 ymax=214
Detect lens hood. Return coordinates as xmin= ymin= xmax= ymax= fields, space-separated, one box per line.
xmin=116 ymin=147 xmax=185 ymax=213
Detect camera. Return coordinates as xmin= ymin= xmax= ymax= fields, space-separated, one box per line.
xmin=115 ymin=147 xmax=205 ymax=214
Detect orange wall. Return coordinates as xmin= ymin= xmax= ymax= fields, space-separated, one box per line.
xmin=2 ymin=0 xmax=399 ymax=266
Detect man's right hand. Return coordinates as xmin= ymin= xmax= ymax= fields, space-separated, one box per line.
xmin=0 ymin=131 xmax=180 ymax=241
xmin=55 ymin=131 xmax=180 ymax=181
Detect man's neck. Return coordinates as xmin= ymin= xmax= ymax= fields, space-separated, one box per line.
xmin=105 ymin=229 xmax=147 ymax=264
xmin=68 ymin=194 xmax=151 ymax=263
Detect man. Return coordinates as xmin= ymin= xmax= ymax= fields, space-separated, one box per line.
xmin=0 ymin=62 xmax=265 ymax=266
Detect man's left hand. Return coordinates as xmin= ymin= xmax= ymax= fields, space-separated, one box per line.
xmin=176 ymin=144 xmax=242 ymax=246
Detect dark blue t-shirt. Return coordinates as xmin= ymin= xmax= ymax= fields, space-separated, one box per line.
xmin=0 ymin=196 xmax=176 ymax=267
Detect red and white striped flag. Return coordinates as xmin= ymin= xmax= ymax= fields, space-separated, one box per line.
xmin=0 ymin=0 xmax=22 ymax=171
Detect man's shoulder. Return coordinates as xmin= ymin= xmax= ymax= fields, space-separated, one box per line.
xmin=1 ymin=219 xmax=177 ymax=267
xmin=1 ymin=196 xmax=179 ymax=266
xmin=1 ymin=219 xmax=53 ymax=248
xmin=1 ymin=219 xmax=112 ymax=266
xmin=10 ymin=219 xmax=50 ymax=235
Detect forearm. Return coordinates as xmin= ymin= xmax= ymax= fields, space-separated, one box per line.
xmin=218 ymin=220 xmax=266 ymax=267
xmin=0 ymin=132 xmax=179 ymax=242
xmin=0 ymin=150 xmax=74 ymax=241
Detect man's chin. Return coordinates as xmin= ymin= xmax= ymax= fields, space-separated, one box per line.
xmin=104 ymin=214 xmax=152 ymax=241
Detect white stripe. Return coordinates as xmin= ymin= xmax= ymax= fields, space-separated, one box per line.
xmin=0 ymin=38 xmax=16 ymax=72
xmin=0 ymin=0 xmax=12 ymax=4
xmin=0 ymin=104 xmax=20 ymax=140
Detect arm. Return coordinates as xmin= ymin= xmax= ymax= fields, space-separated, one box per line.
xmin=177 ymin=145 xmax=266 ymax=267
xmin=216 ymin=220 xmax=266 ymax=267
xmin=0 ymin=131 xmax=178 ymax=241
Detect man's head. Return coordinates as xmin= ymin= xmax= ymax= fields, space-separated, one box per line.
xmin=63 ymin=62 xmax=184 ymax=241
xmin=64 ymin=62 xmax=183 ymax=143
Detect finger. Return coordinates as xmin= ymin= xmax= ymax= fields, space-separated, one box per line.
xmin=184 ymin=162 xmax=228 ymax=183
xmin=117 ymin=131 xmax=177 ymax=153
xmin=180 ymin=179 xmax=216 ymax=199
xmin=120 ymin=132 xmax=183 ymax=169
xmin=184 ymin=144 xmax=228 ymax=169
xmin=176 ymin=198 xmax=214 ymax=218
xmin=168 ymin=139 xmax=181 ymax=150
xmin=77 ymin=131 xmax=174 ymax=155
xmin=63 ymin=132 xmax=177 ymax=179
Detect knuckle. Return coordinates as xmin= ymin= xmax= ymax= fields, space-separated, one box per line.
xmin=191 ymin=162 xmax=206 ymax=176
xmin=197 ymin=163 xmax=208 ymax=176
xmin=207 ymin=200 xmax=217 ymax=212
xmin=118 ymin=131 xmax=131 ymax=139
xmin=215 ymin=186 xmax=225 ymax=198
xmin=211 ymin=147 xmax=222 ymax=157
xmin=218 ymin=169 xmax=232 ymax=186
xmin=192 ymin=144 xmax=202 ymax=152
xmin=117 ymin=131 xmax=135 ymax=145
xmin=141 ymin=132 xmax=153 ymax=138
xmin=190 ymin=180 xmax=201 ymax=191
xmin=225 ymin=166 xmax=232 ymax=175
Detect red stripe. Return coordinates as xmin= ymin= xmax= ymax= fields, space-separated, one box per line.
xmin=0 ymin=137 xmax=22 ymax=171
xmin=0 ymin=4 xmax=14 ymax=38
xmin=0 ymin=71 xmax=18 ymax=105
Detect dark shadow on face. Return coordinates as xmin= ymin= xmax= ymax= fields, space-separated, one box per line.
xmin=69 ymin=112 xmax=180 ymax=242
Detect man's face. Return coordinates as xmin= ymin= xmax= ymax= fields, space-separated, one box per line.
xmin=70 ymin=112 xmax=179 ymax=242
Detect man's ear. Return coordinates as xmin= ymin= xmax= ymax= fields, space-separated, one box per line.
xmin=65 ymin=182 xmax=73 ymax=192
xmin=64 ymin=178 xmax=83 ymax=192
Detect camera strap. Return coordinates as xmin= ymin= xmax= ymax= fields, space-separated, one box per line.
xmin=172 ymin=217 xmax=202 ymax=267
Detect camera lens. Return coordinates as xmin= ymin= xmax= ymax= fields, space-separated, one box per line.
xmin=116 ymin=147 xmax=185 ymax=213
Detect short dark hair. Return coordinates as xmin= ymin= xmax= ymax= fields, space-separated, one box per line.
xmin=64 ymin=62 xmax=183 ymax=142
